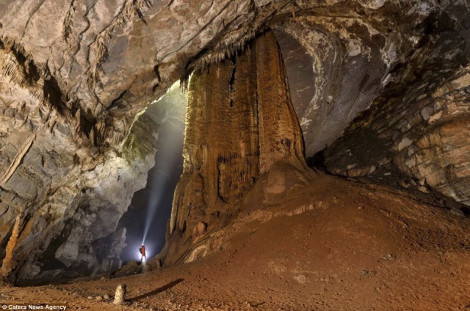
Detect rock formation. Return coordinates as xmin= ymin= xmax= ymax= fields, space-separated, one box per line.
xmin=325 ymin=67 xmax=470 ymax=208
xmin=166 ymin=31 xmax=307 ymax=264
xmin=0 ymin=41 xmax=161 ymax=282
xmin=0 ymin=207 xmax=24 ymax=282
xmin=0 ymin=0 xmax=468 ymax=282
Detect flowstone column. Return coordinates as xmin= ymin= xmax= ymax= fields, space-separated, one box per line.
xmin=166 ymin=31 xmax=306 ymax=264
xmin=255 ymin=32 xmax=305 ymax=174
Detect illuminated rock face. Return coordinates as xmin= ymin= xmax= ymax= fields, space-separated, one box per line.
xmin=0 ymin=45 xmax=161 ymax=282
xmin=167 ymin=32 xmax=306 ymax=264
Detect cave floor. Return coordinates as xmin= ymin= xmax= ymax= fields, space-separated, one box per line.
xmin=1 ymin=173 xmax=470 ymax=310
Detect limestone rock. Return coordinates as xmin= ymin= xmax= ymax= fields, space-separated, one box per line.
xmin=192 ymin=222 xmax=208 ymax=240
xmin=166 ymin=31 xmax=307 ymax=265
xmin=113 ymin=284 xmax=126 ymax=305
xmin=0 ymin=44 xmax=162 ymax=282
xmin=325 ymin=67 xmax=470 ymax=207
xmin=244 ymin=159 xmax=313 ymax=208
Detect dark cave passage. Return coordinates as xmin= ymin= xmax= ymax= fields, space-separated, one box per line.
xmin=118 ymin=83 xmax=186 ymax=263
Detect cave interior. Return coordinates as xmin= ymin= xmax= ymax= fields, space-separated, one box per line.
xmin=0 ymin=0 xmax=470 ymax=309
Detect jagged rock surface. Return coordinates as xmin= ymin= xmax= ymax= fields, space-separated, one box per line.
xmin=325 ymin=67 xmax=470 ymax=208
xmin=0 ymin=44 xmax=162 ymax=282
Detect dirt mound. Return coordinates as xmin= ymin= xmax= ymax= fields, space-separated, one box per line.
xmin=1 ymin=173 xmax=469 ymax=310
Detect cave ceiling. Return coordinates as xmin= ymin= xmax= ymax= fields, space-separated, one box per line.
xmin=1 ymin=0 xmax=468 ymax=151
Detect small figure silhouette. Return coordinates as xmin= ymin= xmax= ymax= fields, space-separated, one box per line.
xmin=139 ymin=244 xmax=146 ymax=262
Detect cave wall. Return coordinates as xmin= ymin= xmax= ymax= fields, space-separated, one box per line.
xmin=166 ymin=31 xmax=306 ymax=265
xmin=325 ymin=67 xmax=470 ymax=207
xmin=274 ymin=19 xmax=389 ymax=156
xmin=0 ymin=44 xmax=164 ymax=282
xmin=322 ymin=3 xmax=470 ymax=209
xmin=274 ymin=2 xmax=470 ymax=157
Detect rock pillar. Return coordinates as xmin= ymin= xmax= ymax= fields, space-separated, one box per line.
xmin=166 ymin=31 xmax=305 ymax=263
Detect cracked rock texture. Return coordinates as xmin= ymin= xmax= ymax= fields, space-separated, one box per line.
xmin=0 ymin=0 xmax=469 ymax=281
xmin=325 ymin=67 xmax=470 ymax=207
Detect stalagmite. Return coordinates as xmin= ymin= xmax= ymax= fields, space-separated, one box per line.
xmin=167 ymin=31 xmax=306 ymax=264
xmin=1 ymin=207 xmax=25 ymax=280
xmin=113 ymin=284 xmax=127 ymax=305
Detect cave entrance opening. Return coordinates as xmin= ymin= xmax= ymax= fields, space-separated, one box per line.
xmin=119 ymin=81 xmax=187 ymax=263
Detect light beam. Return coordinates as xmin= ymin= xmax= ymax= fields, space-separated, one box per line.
xmin=141 ymin=81 xmax=186 ymax=246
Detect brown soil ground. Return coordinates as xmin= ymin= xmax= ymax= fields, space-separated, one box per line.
xmin=1 ymin=173 xmax=470 ymax=310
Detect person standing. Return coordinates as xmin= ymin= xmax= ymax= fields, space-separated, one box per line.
xmin=139 ymin=244 xmax=146 ymax=262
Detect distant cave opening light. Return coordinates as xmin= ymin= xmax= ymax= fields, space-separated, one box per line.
xmin=119 ymin=80 xmax=186 ymax=262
